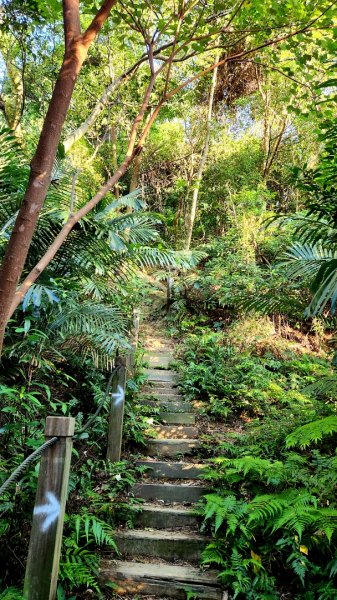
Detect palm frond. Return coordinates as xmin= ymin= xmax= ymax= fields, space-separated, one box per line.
xmin=282 ymin=243 xmax=337 ymax=281
xmin=132 ymin=247 xmax=206 ymax=269
xmin=281 ymin=242 xmax=337 ymax=315
xmin=95 ymin=189 xmax=147 ymax=218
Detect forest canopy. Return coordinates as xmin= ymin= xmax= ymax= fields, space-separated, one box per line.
xmin=2 ymin=0 xmax=337 ymax=598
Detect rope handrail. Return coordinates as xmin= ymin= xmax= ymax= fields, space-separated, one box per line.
xmin=0 ymin=364 xmax=121 ymax=497
xmin=0 ymin=436 xmax=59 ymax=497
xmin=74 ymin=365 xmax=119 ymax=437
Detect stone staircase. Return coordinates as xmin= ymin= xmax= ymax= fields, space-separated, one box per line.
xmin=101 ymin=331 xmax=225 ymax=599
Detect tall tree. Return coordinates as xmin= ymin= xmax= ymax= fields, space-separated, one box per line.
xmin=0 ymin=0 xmax=117 ymax=351
xmin=185 ymin=55 xmax=219 ymax=250
xmin=0 ymin=0 xmax=335 ymax=355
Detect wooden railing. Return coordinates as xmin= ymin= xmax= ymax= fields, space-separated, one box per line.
xmin=1 ymin=308 xmax=141 ymax=600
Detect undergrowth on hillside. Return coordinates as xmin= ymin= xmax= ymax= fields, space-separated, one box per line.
xmin=175 ymin=318 xmax=337 ymax=599
xmin=0 ymin=351 xmax=147 ymax=597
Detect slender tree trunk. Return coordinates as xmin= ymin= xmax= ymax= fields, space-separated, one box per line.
xmin=0 ymin=0 xmax=116 ymax=355
xmin=4 ymin=59 xmax=24 ymax=134
xmin=111 ymin=123 xmax=120 ymax=198
xmin=263 ymin=119 xmax=287 ymax=179
xmin=129 ymin=152 xmax=141 ymax=193
xmin=64 ymin=71 xmax=128 ymax=153
xmin=9 ymin=70 xmax=159 ymax=318
xmin=184 ymin=57 xmax=219 ymax=251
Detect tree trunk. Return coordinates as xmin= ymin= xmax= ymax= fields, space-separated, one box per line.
xmin=111 ymin=123 xmax=120 ymax=198
xmin=184 ymin=57 xmax=218 ymax=251
xmin=129 ymin=152 xmax=141 ymax=193
xmin=0 ymin=0 xmax=116 ymax=355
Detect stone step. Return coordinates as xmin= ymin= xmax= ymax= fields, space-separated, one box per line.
xmin=100 ymin=560 xmax=223 ymax=599
xmin=145 ymin=369 xmax=179 ymax=383
xmin=136 ymin=504 xmax=198 ymax=528
xmin=159 ymin=412 xmax=195 ymax=425
xmin=115 ymin=529 xmax=207 ymax=562
xmin=142 ymin=385 xmax=180 ymax=394
xmin=144 ymin=392 xmax=184 ymax=400
xmin=144 ymin=438 xmax=201 ymax=457
xmin=133 ymin=483 xmax=208 ymax=504
xmin=143 ymin=381 xmax=178 ymax=390
xmin=149 ymin=425 xmax=198 ymax=439
xmin=140 ymin=399 xmax=193 ymax=413
xmin=144 ymin=351 xmax=174 ymax=369
xmin=136 ymin=460 xmax=205 ymax=479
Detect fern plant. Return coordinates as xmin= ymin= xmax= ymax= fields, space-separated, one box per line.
xmin=285 ymin=417 xmax=337 ymax=449
xmin=0 ymin=590 xmax=24 ymax=600
xmin=59 ymin=513 xmax=118 ymax=596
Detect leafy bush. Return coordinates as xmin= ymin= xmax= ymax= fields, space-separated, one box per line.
xmin=177 ymin=314 xmax=337 ymax=598
xmin=177 ymin=325 xmax=332 ymax=421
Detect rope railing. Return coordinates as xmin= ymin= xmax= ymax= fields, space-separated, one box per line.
xmin=1 ymin=308 xmax=141 ymax=599
xmin=0 ymin=436 xmax=59 ymax=497
xmin=0 ymin=365 xmax=121 ymax=497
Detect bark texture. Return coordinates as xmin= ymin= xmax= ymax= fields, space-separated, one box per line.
xmin=0 ymin=0 xmax=117 ymax=353
xmin=184 ymin=58 xmax=219 ymax=250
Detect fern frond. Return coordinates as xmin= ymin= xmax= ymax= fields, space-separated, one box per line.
xmin=226 ymin=456 xmax=285 ymax=485
xmin=286 ymin=417 xmax=337 ymax=449
xmin=248 ymin=490 xmax=315 ymax=524
xmin=0 ymin=589 xmax=24 ymax=600
xmin=72 ymin=513 xmax=117 ymax=550
xmin=203 ymin=493 xmax=248 ymax=534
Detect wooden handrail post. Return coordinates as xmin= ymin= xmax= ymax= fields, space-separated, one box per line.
xmin=107 ymin=357 xmax=127 ymax=462
xmin=127 ymin=308 xmax=140 ymax=376
xmin=24 ymin=416 xmax=75 ymax=600
xmin=133 ymin=308 xmax=140 ymax=349
xmin=166 ymin=276 xmax=174 ymax=310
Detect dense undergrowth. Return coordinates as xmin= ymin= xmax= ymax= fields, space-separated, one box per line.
xmin=0 ymin=347 xmax=149 ymax=598
xmin=2 ymin=6 xmax=337 ymax=597
xmin=174 ymin=320 xmax=337 ymax=599
xmin=163 ymin=122 xmax=337 ymax=598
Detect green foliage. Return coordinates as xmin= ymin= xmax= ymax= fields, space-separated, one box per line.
xmin=286 ymin=417 xmax=337 ymax=449
xmin=178 ymin=314 xmax=337 ymax=598
xmin=177 ymin=325 xmax=332 ymax=421
xmin=0 ymin=590 xmax=24 ymax=600
xmin=2 ymin=2 xmax=337 ymax=598
xmin=59 ymin=513 xmax=117 ymax=595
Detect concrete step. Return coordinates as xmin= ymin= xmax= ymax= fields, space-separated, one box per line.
xmin=136 ymin=460 xmax=205 ymax=479
xmin=144 ymin=351 xmax=174 ymax=369
xmin=159 ymin=412 xmax=195 ymax=425
xmin=149 ymin=425 xmax=198 ymax=439
xmin=100 ymin=560 xmax=223 ymax=599
xmin=142 ymin=385 xmax=180 ymax=394
xmin=136 ymin=504 xmax=198 ymax=528
xmin=133 ymin=483 xmax=208 ymax=504
xmin=115 ymin=529 xmax=207 ymax=562
xmin=145 ymin=392 xmax=184 ymax=401
xmin=143 ymin=381 xmax=178 ymax=390
xmin=144 ymin=438 xmax=201 ymax=457
xmin=145 ymin=369 xmax=179 ymax=383
xmin=140 ymin=399 xmax=193 ymax=412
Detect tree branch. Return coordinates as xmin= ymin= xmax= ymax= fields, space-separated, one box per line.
xmin=63 ymin=0 xmax=81 ymax=51
xmin=82 ymin=0 xmax=117 ymax=48
xmin=64 ymin=63 xmax=140 ymax=152
xmin=6 ymin=0 xmax=337 ymax=319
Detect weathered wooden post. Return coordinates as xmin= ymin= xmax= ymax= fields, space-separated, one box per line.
xmin=166 ymin=275 xmax=174 ymax=310
xmin=126 ymin=308 xmax=140 ymax=375
xmin=107 ymin=357 xmax=127 ymax=462
xmin=24 ymin=416 xmax=75 ymax=600
xmin=131 ymin=308 xmax=140 ymax=372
